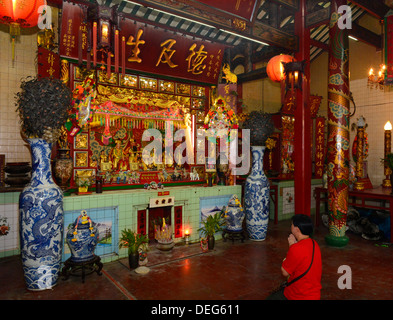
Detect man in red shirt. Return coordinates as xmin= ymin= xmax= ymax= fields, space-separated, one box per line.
xmin=267 ymin=214 xmax=322 ymax=300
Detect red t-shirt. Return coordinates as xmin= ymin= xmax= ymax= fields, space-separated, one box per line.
xmin=282 ymin=238 xmax=322 ymax=300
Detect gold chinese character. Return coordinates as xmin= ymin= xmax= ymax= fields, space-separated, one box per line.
xmin=48 ymin=54 xmax=54 ymax=66
xmin=47 ymin=67 xmax=55 ymax=76
xmin=186 ymin=43 xmax=207 ymax=75
xmin=127 ymin=29 xmax=145 ymax=63
xmin=156 ymin=39 xmax=178 ymax=68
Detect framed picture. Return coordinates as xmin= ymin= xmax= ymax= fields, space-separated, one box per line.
xmin=189 ymin=164 xmax=205 ymax=180
xmin=74 ymin=151 xmax=89 ymax=168
xmin=74 ymin=133 xmax=88 ymax=150
xmin=205 ymin=157 xmax=216 ymax=173
xmin=74 ymin=168 xmax=95 ymax=180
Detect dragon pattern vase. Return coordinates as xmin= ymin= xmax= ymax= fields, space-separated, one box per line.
xmin=244 ymin=146 xmax=270 ymax=241
xmin=19 ymin=138 xmax=64 ymax=290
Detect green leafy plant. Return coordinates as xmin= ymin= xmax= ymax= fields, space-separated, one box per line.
xmin=76 ymin=177 xmax=91 ymax=188
xmin=198 ymin=210 xmax=226 ymax=237
xmin=119 ymin=228 xmax=149 ymax=255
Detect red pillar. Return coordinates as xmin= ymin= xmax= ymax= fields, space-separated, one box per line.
xmin=294 ymin=0 xmax=311 ymax=215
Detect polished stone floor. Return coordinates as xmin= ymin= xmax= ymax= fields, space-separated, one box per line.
xmin=1 ymin=219 xmax=393 ymax=301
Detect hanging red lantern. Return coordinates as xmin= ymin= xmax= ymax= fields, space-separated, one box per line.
xmin=266 ymin=54 xmax=296 ymax=82
xmin=0 ymin=0 xmax=46 ymax=27
xmin=0 ymin=0 xmax=46 ymax=60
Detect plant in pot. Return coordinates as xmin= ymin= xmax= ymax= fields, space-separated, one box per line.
xmin=198 ymin=210 xmax=226 ymax=250
xmin=15 ymin=76 xmax=72 ymax=290
xmin=241 ymin=111 xmax=275 ymax=241
xmin=76 ymin=176 xmax=92 ymax=193
xmin=119 ymin=228 xmax=149 ymax=269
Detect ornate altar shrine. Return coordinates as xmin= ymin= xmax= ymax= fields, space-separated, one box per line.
xmin=62 ymin=68 xmax=212 ymax=191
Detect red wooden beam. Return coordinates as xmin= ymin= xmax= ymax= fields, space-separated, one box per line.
xmin=294 ymin=0 xmax=311 ymax=216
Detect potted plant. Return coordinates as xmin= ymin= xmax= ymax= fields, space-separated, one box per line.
xmin=198 ymin=210 xmax=225 ymax=250
xmin=16 ymin=77 xmax=72 ymax=290
xmin=241 ymin=111 xmax=275 ymax=241
xmin=76 ymin=177 xmax=92 ymax=193
xmin=119 ymin=228 xmax=148 ymax=269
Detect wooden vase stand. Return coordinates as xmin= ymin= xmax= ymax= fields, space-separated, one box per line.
xmin=61 ymin=255 xmax=103 ymax=283
xmin=222 ymin=229 xmax=246 ymax=243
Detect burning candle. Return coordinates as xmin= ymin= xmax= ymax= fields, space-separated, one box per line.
xmin=185 ymin=229 xmax=190 ymax=244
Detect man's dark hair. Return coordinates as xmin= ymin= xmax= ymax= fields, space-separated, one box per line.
xmin=292 ymin=214 xmax=314 ymax=236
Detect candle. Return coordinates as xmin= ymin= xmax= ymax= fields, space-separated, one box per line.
xmin=107 ymin=51 xmax=111 ymax=78
xmin=383 ymin=121 xmax=392 ymax=187
xmin=93 ymin=22 xmax=97 ymax=67
xmin=185 ymin=229 xmax=190 ymax=244
xmin=122 ymin=36 xmax=125 ymax=76
xmin=115 ymin=30 xmax=119 ymax=73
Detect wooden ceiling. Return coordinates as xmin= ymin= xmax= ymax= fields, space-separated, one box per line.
xmin=51 ymin=0 xmax=392 ymax=79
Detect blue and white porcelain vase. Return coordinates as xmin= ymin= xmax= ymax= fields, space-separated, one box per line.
xmin=224 ymin=195 xmax=244 ymax=232
xmin=66 ymin=211 xmax=99 ymax=262
xmin=244 ymin=146 xmax=270 ymax=241
xmin=19 ymin=138 xmax=64 ymax=290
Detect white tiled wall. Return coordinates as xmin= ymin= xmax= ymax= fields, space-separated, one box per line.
xmin=350 ymin=79 xmax=393 ymax=187
xmin=0 ymin=204 xmax=18 ymax=253
xmin=0 ymin=26 xmax=38 ymax=164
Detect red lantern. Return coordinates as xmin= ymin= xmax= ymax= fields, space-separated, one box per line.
xmin=266 ymin=54 xmax=296 ymax=82
xmin=0 ymin=0 xmax=46 ymax=27
xmin=0 ymin=0 xmax=46 ymax=60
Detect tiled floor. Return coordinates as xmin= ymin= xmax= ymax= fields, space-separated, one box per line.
xmin=1 ymin=219 xmax=393 ymax=301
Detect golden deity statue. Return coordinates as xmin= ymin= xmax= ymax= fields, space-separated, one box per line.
xmin=111 ymin=140 xmax=124 ymax=170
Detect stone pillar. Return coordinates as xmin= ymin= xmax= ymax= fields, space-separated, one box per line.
xmin=325 ymin=0 xmax=350 ymax=247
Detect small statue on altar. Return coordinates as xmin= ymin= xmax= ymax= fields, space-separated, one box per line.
xmin=104 ymin=171 xmax=112 ymax=184
xmin=190 ymin=167 xmax=199 ymax=180
xmin=100 ymin=150 xmax=112 ymax=172
xmin=119 ymin=155 xmax=129 ymax=171
xmin=172 ymin=167 xmax=181 ymax=181
xmin=182 ymin=167 xmax=189 ymax=180
xmin=111 ymin=140 xmax=123 ymax=171
xmin=117 ymin=171 xmax=128 ymax=184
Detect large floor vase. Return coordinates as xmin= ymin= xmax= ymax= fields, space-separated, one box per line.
xmin=245 ymin=146 xmax=270 ymax=241
xmin=19 ymin=138 xmax=64 ymax=290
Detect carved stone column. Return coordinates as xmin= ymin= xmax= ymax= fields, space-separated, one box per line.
xmin=325 ymin=0 xmax=350 ymax=247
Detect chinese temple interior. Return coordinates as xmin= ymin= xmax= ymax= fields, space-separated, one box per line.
xmin=1 ymin=0 xmax=393 ymax=304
